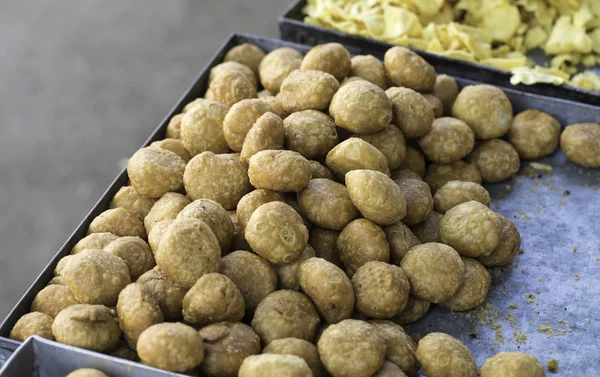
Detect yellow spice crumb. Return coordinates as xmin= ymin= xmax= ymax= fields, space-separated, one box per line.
xmin=547 ymin=359 xmax=559 ymax=372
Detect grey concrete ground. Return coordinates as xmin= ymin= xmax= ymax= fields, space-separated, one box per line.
xmin=0 ymin=0 xmax=287 ymax=321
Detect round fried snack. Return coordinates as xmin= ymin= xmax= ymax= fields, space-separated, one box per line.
xmin=71 ymin=233 xmax=119 ymax=255
xmin=208 ymin=69 xmax=257 ymax=106
xmin=353 ymin=262 xmax=410 ymax=318
xmin=346 ymin=170 xmax=407 ymax=225
xmin=452 ymin=84 xmax=513 ymax=140
xmin=240 ymin=112 xmax=284 ymax=164
xmin=358 ymin=125 xmax=407 ymax=170
xmin=326 ymin=138 xmax=390 ymax=177
xmin=434 ymin=74 xmax=459 ymax=116
xmin=330 ymin=81 xmax=392 ymax=134
xmin=280 ymin=69 xmax=339 ymax=112
xmin=309 ymin=228 xmax=343 ymax=267
xmin=251 ymin=290 xmax=320 ymax=344
xmin=396 ymin=146 xmax=426 ymax=178
xmin=52 ymin=305 xmax=120 ymax=352
xmin=150 ymin=138 xmax=191 ymax=162
xmin=416 ymin=333 xmax=477 ymax=377
xmin=318 ymin=319 xmax=386 ymax=377
xmin=373 ymin=361 xmax=409 ymax=377
xmin=384 ymin=46 xmax=436 ymax=92
xmin=301 ymin=42 xmax=351 ymax=81
xmin=148 ymin=220 xmax=173 ymax=252
xmin=224 ymin=43 xmax=266 ymax=75
xmin=469 ymin=139 xmax=520 ymax=183
xmin=182 ymin=273 xmax=243 ymax=325
xmin=248 ymin=150 xmax=312 ymax=192
xmin=144 ymin=192 xmax=190 ymax=232
xmin=386 ymin=87 xmax=434 ymax=138
xmin=394 ymin=168 xmax=425 ymax=181
xmin=220 ymin=250 xmax=277 ymax=313
xmin=395 ymin=179 xmax=433 ymax=226
xmin=259 ymin=47 xmax=303 ymax=94
xmin=419 ymin=117 xmax=475 ymax=163
xmin=393 ymin=296 xmax=431 ymax=325
xmin=283 ymin=110 xmax=338 ymax=160
xmin=264 ymin=338 xmax=326 ymax=377
xmin=245 ymin=201 xmax=308 ymax=265
xmin=338 ymin=219 xmax=390 ymax=276
xmin=309 ymin=160 xmax=335 ymax=180
xmin=166 ymin=113 xmax=183 ymax=139
xmin=58 ymin=249 xmax=130 ymax=306
xmin=116 ymin=283 xmax=163 ymax=348
xmin=66 ymin=369 xmax=109 ymax=377
xmin=259 ymin=95 xmax=289 ymax=119
xmin=481 ymin=352 xmax=546 ymax=377
xmin=229 ymin=211 xmax=251 ymax=252
xmin=274 ymin=245 xmax=316 ymax=290
xmin=400 ymin=243 xmax=464 ymax=303
xmin=298 ymin=178 xmax=358 ymax=230
xmin=177 ymin=199 xmax=234 ymax=253
xmin=107 ymin=340 xmax=139 ymax=361
xmin=137 ymin=323 xmax=204 ymax=372
xmin=369 ymin=320 xmax=419 ymax=377
xmin=127 ymin=147 xmax=186 ymax=198
xmin=109 ymin=186 xmax=156 ymax=221
xmin=384 ymin=222 xmax=421 ymax=264
xmin=183 ymin=98 xmax=203 ymax=113
xmin=423 ymin=94 xmax=443 ymax=118
xmin=223 ymin=98 xmax=273 ymax=152
xmin=299 ymin=257 xmax=354 ymax=324
xmin=137 ymin=267 xmax=187 ymax=321
xmin=434 ymin=181 xmax=491 ymax=214
xmin=104 ymin=237 xmax=155 ymax=280
xmin=350 ymin=54 xmax=388 ymax=89
xmin=209 ymin=61 xmax=257 ymax=88
xmin=258 ymin=89 xmax=273 ymax=98
xmin=184 ymin=152 xmax=249 ymax=210
xmin=425 ymin=160 xmax=482 ymax=193
xmin=440 ymin=257 xmax=490 ymax=311
xmin=341 ymin=76 xmax=368 ymax=87
xmin=560 ymin=122 xmax=600 ymax=167
xmin=508 ymin=109 xmax=561 ymax=159
xmin=236 ymin=189 xmax=284 ymax=230
xmin=239 ymin=354 xmax=312 ymax=377
xmin=31 ymin=284 xmax=78 ymax=318
xmin=478 ymin=215 xmax=521 ymax=267
xmin=88 ymin=208 xmax=146 ymax=239
xmin=439 ymin=201 xmax=502 ymax=257
xmin=180 ymin=99 xmax=230 ymax=156
xmin=10 ymin=312 xmax=54 ymax=341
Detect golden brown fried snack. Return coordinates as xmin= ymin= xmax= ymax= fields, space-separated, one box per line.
xmin=109 ymin=186 xmax=156 ymax=221
xmin=477 ymin=215 xmax=521 ymax=267
xmin=223 ymin=98 xmax=273 ymax=152
xmin=182 ymin=273 xmax=244 ymax=325
xmin=369 ymin=320 xmax=419 ymax=377
xmin=259 ymin=48 xmax=303 ymax=94
xmin=147 ymin=219 xmax=173 ymax=253
xmin=301 ymin=43 xmax=351 ymax=81
xmin=391 ymin=169 xmax=423 ymax=182
xmin=127 ymin=147 xmax=186 ymax=198
xmin=384 ymin=222 xmax=421 ymax=264
xmin=480 ymin=352 xmax=546 ymax=377
xmin=423 ymin=94 xmax=443 ymax=118
xmin=433 ymin=181 xmax=491 ymax=214
xmin=144 ymin=192 xmax=190 ymax=232
xmin=392 ymin=296 xmax=431 ymax=325
xmin=309 ymin=160 xmax=335 ymax=180
xmin=358 ymin=125 xmax=407 ymax=170
xmin=107 ymin=341 xmax=139 ymax=361
xmin=240 ymin=112 xmax=284 ymax=164
xmin=71 ymin=233 xmax=119 ymax=255
xmin=259 ymin=95 xmax=289 ymax=119
xmin=308 ymin=228 xmax=342 ymax=267
xmin=224 ymin=43 xmax=266 ymax=75
xmin=166 ymin=113 xmax=183 ymax=139
xmin=137 ymin=323 xmax=204 ymax=372
xmin=396 ymin=146 xmax=426 ymax=178
xmin=416 ymin=333 xmax=477 ymax=377
xmin=560 ymin=122 xmax=600 ymax=167
xmin=229 ymin=211 xmax=251 ymax=252
xmin=440 ymin=257 xmax=490 ymax=311
xmin=433 ymin=74 xmax=459 ymax=116
xmin=183 ymin=98 xmax=203 ymax=113
xmin=116 ymin=283 xmax=163 ymax=348
xmin=264 ymin=338 xmax=326 ymax=377
xmin=177 ymin=199 xmax=234 ymax=253
xmin=400 ymin=243 xmax=464 ymax=303
xmin=209 ymin=61 xmax=257 ymax=88
xmin=279 ymin=69 xmax=339 ymax=112
xmin=150 ymin=138 xmax=191 ymax=162
xmin=326 ymin=138 xmax=390 ymax=177
xmin=338 ymin=219 xmax=390 ymax=276
xmin=180 ymin=99 xmax=230 ymax=156
xmin=208 ymin=69 xmax=257 ymax=106
xmin=88 ymin=208 xmax=146 ymax=239
xmin=239 ymin=354 xmax=312 ymax=377
xmin=330 ymin=81 xmax=392 ymax=134
xmin=137 ymin=267 xmax=187 ymax=321
xmin=350 ymin=54 xmax=388 ymax=89
xmin=353 ymin=262 xmax=410 ymax=318
xmin=283 ymin=110 xmax=338 ymax=160
xmin=395 ymin=179 xmax=433 ymax=226
xmin=52 ymin=304 xmax=120 ymax=352
xmin=468 ymin=139 xmax=520 ymax=183
xmin=419 ymin=117 xmax=475 ymax=164
xmin=248 ymin=150 xmax=312 ymax=192
xmin=104 ymin=236 xmax=155 ymax=280
xmin=10 ymin=312 xmax=54 ymax=341
xmin=31 ymin=284 xmax=78 ymax=318
xmin=274 ymin=245 xmax=316 ymax=290
xmin=373 ymin=361 xmax=409 ymax=377
xmin=508 ymin=109 xmax=561 ymax=159
xmin=384 ymin=46 xmax=436 ymax=92
xmin=425 ymin=160 xmax=482 ymax=193
xmin=236 ymin=189 xmax=284 ymax=230
xmin=386 ymin=87 xmax=434 ymax=138
xmin=66 ymin=369 xmax=109 ymax=377
xmin=409 ymin=211 xmax=441 ymax=243
xmin=298 ymin=178 xmax=357 ymax=230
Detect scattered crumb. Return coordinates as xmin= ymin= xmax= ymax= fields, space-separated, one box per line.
xmin=596 ymin=257 xmax=600 ymax=261
xmin=469 ymin=330 xmax=478 ymax=338
xmin=509 ymin=303 xmax=519 ymax=309
xmin=562 ymin=190 xmax=570 ymax=197
xmin=537 ymin=325 xmax=554 ymax=338
xmin=575 ymin=274 xmax=580 ymax=281
xmin=526 ymin=294 xmax=536 ymax=304
xmin=573 ymin=247 xmax=577 ymax=253
xmin=505 ymin=184 xmax=512 ymax=190
xmin=530 ymin=162 xmax=553 ymax=171
xmin=518 ymin=249 xmax=525 ymax=254
xmin=548 ymin=350 xmax=553 ymax=354
xmin=558 ymin=199 xmax=567 ymax=206
xmin=514 ymin=332 xmax=527 ymax=344
xmin=558 ymin=319 xmax=569 ymax=326
xmin=547 ymin=359 xmax=559 ymax=373
xmin=538 ymin=276 xmax=544 ymax=281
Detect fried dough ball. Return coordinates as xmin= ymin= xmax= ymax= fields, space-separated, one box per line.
xmin=147 ymin=220 xmax=172 ymax=252
xmin=208 ymin=69 xmax=257 ymax=106
xmin=180 ymin=99 xmax=230 ymax=156
xmin=309 ymin=160 xmax=335 ymax=180
xmin=177 ymin=199 xmax=234 ymax=253
xmin=264 ymin=338 xmax=326 ymax=377
xmin=88 ymin=208 xmax=146 ymax=239
xmin=259 ymin=95 xmax=289 ymax=119
xmin=71 ymin=233 xmax=119 ymax=255
xmin=137 ymin=323 xmax=204 ymax=372
xmin=137 ymin=267 xmax=187 ymax=321
xmin=393 ymin=168 xmax=424 ymax=181
xmin=415 ymin=333 xmax=477 ymax=377
xmin=298 ymin=178 xmax=357 ymax=230
xmin=318 ymin=319 xmax=386 ymax=377
xmin=259 ymin=48 xmax=303 ymax=94
xmin=258 ymin=89 xmax=273 ymax=98
xmin=116 ymin=283 xmax=163 ymax=348
xmin=283 ymin=110 xmax=338 ymax=160
xmin=104 ymin=236 xmax=155 ymax=280
xmin=236 ymin=189 xmax=284 ymax=230
xmin=107 ymin=340 xmax=139 ymax=361
xmin=358 ymin=125 xmax=406 ymax=170
xmin=400 ymin=243 xmax=464 ymax=303
xmin=308 ymin=228 xmax=343 ymax=267
xmin=223 ymin=99 xmax=273 ymax=152
xmin=373 ymin=361 xmax=409 ymax=377
xmin=251 ymin=290 xmax=320 ymax=344
xmin=433 ymin=181 xmax=491 ymax=214
xmin=150 ymin=138 xmax=191 ymax=162
xmin=468 ymin=139 xmax=520 ymax=183
xmin=109 ymin=186 xmax=156 ymax=221
xmin=184 ymin=152 xmax=249 ymax=210
xmin=66 ymin=369 xmax=109 ymax=377
xmin=166 ymin=113 xmax=183 ymax=139
xmin=340 ymin=76 xmax=368 ymax=87
xmin=395 ymin=179 xmax=433 ymax=226
xmin=248 ymin=150 xmax=312 ymax=193
xmin=560 ymin=122 xmax=600 ymax=167
xmin=52 ymin=305 xmax=120 ymax=351
xmin=31 ymin=284 xmax=78 ymax=318
xmin=410 ymin=211 xmax=442 ymax=243
xmin=183 ymin=98 xmax=204 ymax=113
xmin=182 ymin=273 xmax=244 ymax=325
xmin=224 ymin=43 xmax=265 ymax=75
xmin=480 ymin=352 xmax=546 ymax=377
xmin=423 ymin=94 xmax=443 ymax=118
xmin=384 ymin=47 xmax=436 ymax=93
xmin=433 ymin=74 xmax=459 ymax=116
xmin=280 ymin=69 xmax=339 ymax=112
xmin=326 ymin=138 xmax=390 ymax=177
xmin=346 ymin=170 xmax=406 ymax=225
xmin=330 ymin=81 xmax=393 ymax=134
xmin=350 ymin=54 xmax=388 ymax=89
xmin=209 ymin=61 xmax=257 ymax=88
xmin=386 ymin=87 xmax=434 ymax=138
xmin=239 ymin=354 xmax=312 ymax=377
xmin=452 ymin=84 xmax=513 ymax=139
xmin=396 ymin=146 xmax=426 ymax=177
xmin=440 ymin=257 xmax=490 ymax=311
xmin=274 ymin=245 xmax=316 ymax=290
xmin=240 ymin=112 xmax=284 ymax=164
xmin=144 ymin=192 xmax=190 ymax=232
xmin=245 ymin=201 xmax=309 ymax=265
xmin=10 ymin=312 xmax=54 ymax=341
xmin=229 ymin=211 xmax=251 ymax=252
xmin=127 ymin=147 xmax=186 ymax=198
xmin=478 ymin=215 xmax=521 ymax=267
xmin=338 ymin=219 xmax=390 ymax=276
xmin=220 ymin=250 xmax=277 ymax=313
xmin=384 ymin=222 xmax=421 ymax=264
xmin=425 ymin=160 xmax=482 ymax=193
xmin=439 ymin=201 xmax=502 ymax=258
xmin=301 ymin=42 xmax=351 ymax=81
xmin=419 ymin=117 xmax=475 ymax=164
xmin=393 ymin=297 xmax=431 ymax=325
xmin=353 ymin=262 xmax=410 ymax=318
xmin=508 ymin=109 xmax=561 ymax=159
xmin=155 ymin=217 xmax=220 ymax=289
xmin=369 ymin=321 xmax=419 ymax=377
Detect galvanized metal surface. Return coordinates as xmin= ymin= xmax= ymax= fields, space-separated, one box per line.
xmin=0 ymin=339 xmax=18 ymax=371
xmin=0 ymin=35 xmax=599 ymax=376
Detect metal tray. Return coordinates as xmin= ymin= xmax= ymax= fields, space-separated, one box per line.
xmin=0 ymin=34 xmax=599 ymax=376
xmin=279 ymin=0 xmax=600 ymax=107
xmin=0 ymin=338 xmax=18 ymax=370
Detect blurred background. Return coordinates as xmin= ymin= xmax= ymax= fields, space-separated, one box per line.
xmin=0 ymin=0 xmax=286 ymax=320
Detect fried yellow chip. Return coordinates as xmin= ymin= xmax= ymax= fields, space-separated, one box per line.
xmin=480 ymin=56 xmax=530 ymax=70
xmin=382 ymin=5 xmax=423 ymax=39
xmin=569 ymin=71 xmax=600 ymax=91
xmin=510 ymin=66 xmax=568 ymax=86
xmin=582 ymin=54 xmax=596 ymax=67
xmin=545 ymin=15 xmax=593 ymax=55
xmin=524 ymin=26 xmax=548 ymax=50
